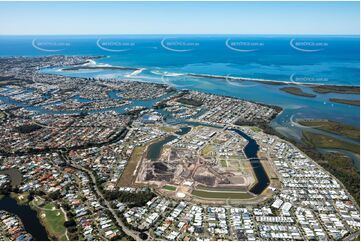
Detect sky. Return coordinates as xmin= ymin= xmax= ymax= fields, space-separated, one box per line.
xmin=0 ymin=1 xmax=359 ymax=35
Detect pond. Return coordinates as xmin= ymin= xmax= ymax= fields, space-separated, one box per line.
xmin=0 ymin=168 xmax=22 ymax=187
xmin=0 ymin=196 xmax=49 ymax=240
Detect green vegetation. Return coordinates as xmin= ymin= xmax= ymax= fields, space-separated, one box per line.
xmin=329 ymin=98 xmax=359 ymax=106
xmin=269 ymin=129 xmax=360 ymax=204
xmin=302 ymin=131 xmax=359 ymax=154
xmin=10 ymin=192 xmax=29 ymax=205
xmin=157 ymin=126 xmax=179 ymax=133
xmin=0 ymin=79 xmax=22 ymax=86
xmin=163 ymin=185 xmax=176 ymax=191
xmin=117 ymin=146 xmax=145 ymax=187
xmin=311 ymin=85 xmax=359 ymax=94
xmin=352 ymin=235 xmax=360 ymax=241
xmin=299 ymin=119 xmax=360 ymax=141
xmin=37 ymin=203 xmax=67 ymax=241
xmin=251 ymin=127 xmax=262 ymax=132
xmin=219 ymin=159 xmax=227 ymax=167
xmin=192 ymin=189 xmax=253 ymax=199
xmin=201 ymin=144 xmax=214 ymax=157
xmin=0 ymin=111 xmax=5 ymax=119
xmin=15 ymin=124 xmax=43 ymax=134
xmin=104 ymin=188 xmax=155 ymax=208
xmin=119 ymin=234 xmax=136 ymax=241
xmin=259 ymin=125 xmax=360 ymax=204
xmin=28 ymin=197 xmax=68 ymax=240
xmin=318 ymin=152 xmax=360 ymax=204
xmin=280 ymin=87 xmax=316 ymax=98
xmin=176 ymin=97 xmax=203 ymax=106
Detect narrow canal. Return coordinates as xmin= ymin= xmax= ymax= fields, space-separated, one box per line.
xmin=0 ymin=196 xmax=49 ymax=240
xmin=147 ymin=135 xmax=177 ymax=161
xmin=145 ymin=124 xmax=269 ymax=195
xmin=146 ymin=126 xmax=191 ymax=161
xmin=229 ymin=128 xmax=270 ymax=195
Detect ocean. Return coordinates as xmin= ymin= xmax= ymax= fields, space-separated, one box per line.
xmin=0 ymin=35 xmax=360 ymax=136
xmin=1 ymin=35 xmax=359 ymax=84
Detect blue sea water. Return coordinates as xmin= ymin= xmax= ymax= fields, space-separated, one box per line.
xmin=0 ymin=35 xmax=360 ymax=131
xmin=0 ymin=35 xmax=359 ymax=85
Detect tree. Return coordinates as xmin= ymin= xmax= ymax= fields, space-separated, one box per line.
xmin=64 ymin=219 xmax=76 ymax=228
xmin=48 ymin=190 xmax=61 ymax=200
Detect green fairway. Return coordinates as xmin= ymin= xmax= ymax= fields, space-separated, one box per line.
xmin=38 ymin=203 xmax=68 ymax=240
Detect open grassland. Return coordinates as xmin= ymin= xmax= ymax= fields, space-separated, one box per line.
xmin=220 ymin=159 xmax=228 ymax=167
xmin=10 ymin=192 xmax=29 ymax=205
xmin=39 ymin=203 xmax=67 ymax=240
xmin=30 ymin=198 xmax=67 ymax=241
xmin=117 ymin=146 xmax=145 ymax=187
xmin=163 ymin=185 xmax=177 ymax=191
xmin=192 ymin=189 xmax=254 ymax=200
xmin=157 ymin=125 xmax=179 ymax=133
xmin=251 ymin=127 xmax=262 ymax=132
xmin=201 ymin=144 xmax=215 ymax=157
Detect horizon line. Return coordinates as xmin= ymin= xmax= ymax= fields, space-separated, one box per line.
xmin=0 ymin=34 xmax=359 ymax=37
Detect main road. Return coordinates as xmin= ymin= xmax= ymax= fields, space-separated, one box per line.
xmin=60 ymin=152 xmax=142 ymax=241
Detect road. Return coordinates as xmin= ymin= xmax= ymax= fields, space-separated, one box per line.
xmin=343 ymin=231 xmax=359 ymax=241
xmin=69 ymin=162 xmax=142 ymax=241
xmin=59 ymin=151 xmax=142 ymax=241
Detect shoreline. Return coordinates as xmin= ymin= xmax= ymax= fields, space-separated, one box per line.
xmin=94 ymin=54 xmax=360 ymax=89
xmin=279 ymin=86 xmax=316 ymax=98
xmin=0 ymin=194 xmax=50 ymax=241
xmin=186 ymin=73 xmax=360 ymax=88
xmin=39 ymin=55 xmax=360 ymax=90
xmin=62 ymin=65 xmax=139 ymax=71
xmin=63 ymin=60 xmax=360 ymax=94
xmin=187 ymin=73 xmax=360 ymax=94
xmin=329 ymin=98 xmax=360 ymax=106
xmin=1 ymin=54 xmax=360 ymax=98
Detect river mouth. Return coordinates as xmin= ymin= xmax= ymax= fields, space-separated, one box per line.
xmin=0 ymin=196 xmax=49 ymax=241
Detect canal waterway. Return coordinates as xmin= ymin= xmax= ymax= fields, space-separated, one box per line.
xmin=229 ymin=128 xmax=270 ymax=195
xmin=0 ymin=196 xmax=49 ymax=240
xmin=146 ymin=126 xmax=191 ymax=161
xmin=146 ymin=135 xmax=178 ymax=161
xmin=145 ymin=122 xmax=270 ymax=195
